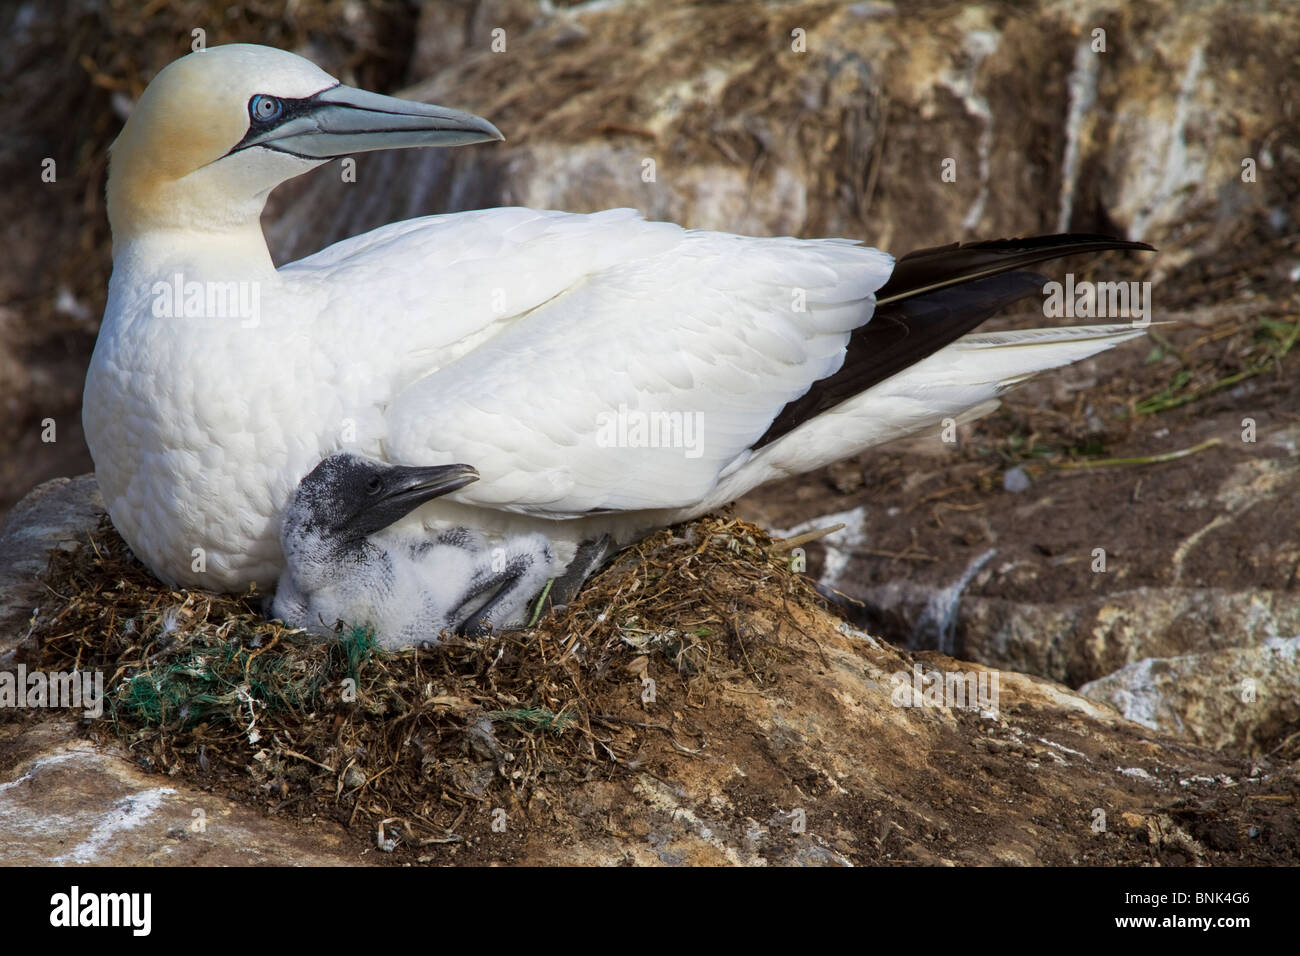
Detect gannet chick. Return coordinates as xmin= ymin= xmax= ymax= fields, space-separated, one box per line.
xmin=272 ymin=454 xmax=557 ymax=648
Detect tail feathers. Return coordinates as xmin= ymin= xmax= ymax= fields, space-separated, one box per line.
xmin=722 ymin=323 xmax=1146 ymax=499
xmin=876 ymin=233 xmax=1155 ymax=305
xmin=941 ymin=322 xmax=1148 ymax=388
xmin=957 ymin=322 xmax=1149 ymax=349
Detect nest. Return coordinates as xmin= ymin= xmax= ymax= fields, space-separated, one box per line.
xmin=26 ymin=512 xmax=823 ymax=856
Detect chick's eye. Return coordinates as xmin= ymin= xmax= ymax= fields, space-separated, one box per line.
xmin=250 ymin=95 xmax=282 ymax=122
xmin=364 ymin=476 xmax=383 ymax=496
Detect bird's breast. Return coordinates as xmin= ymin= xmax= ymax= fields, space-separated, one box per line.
xmin=85 ymin=276 xmax=386 ymax=592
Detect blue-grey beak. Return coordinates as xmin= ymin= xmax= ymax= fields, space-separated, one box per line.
xmin=231 ymin=84 xmax=503 ymax=160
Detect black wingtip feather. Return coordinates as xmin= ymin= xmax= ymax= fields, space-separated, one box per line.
xmin=877 ymin=233 xmax=1154 ymax=305
xmin=753 ymin=271 xmax=1048 ymax=450
xmin=751 ymin=233 xmax=1153 ymax=451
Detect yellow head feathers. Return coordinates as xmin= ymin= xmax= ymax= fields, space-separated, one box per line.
xmin=107 ymin=45 xmax=337 ymax=238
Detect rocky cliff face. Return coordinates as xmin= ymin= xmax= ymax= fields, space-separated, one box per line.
xmin=265 ymin=0 xmax=1298 ymax=264
xmin=1 ymin=0 xmax=1297 ymax=863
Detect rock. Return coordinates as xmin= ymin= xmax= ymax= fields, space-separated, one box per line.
xmin=0 ymin=475 xmax=103 ymax=654
xmin=958 ymin=587 xmax=1300 ymax=688
xmin=1080 ymin=636 xmax=1300 ymax=754
xmin=1003 ymin=467 xmax=1031 ymax=493
xmin=263 ymin=0 xmax=1296 ymax=269
xmin=844 ymin=580 xmax=1300 ymax=690
xmin=0 ymin=719 xmax=360 ymax=866
xmin=418 ymin=624 xmax=1299 ymax=865
xmin=744 ymin=414 xmax=1300 ymax=695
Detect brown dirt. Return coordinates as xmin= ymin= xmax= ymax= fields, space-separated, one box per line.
xmin=740 ymin=277 xmax=1300 ymax=678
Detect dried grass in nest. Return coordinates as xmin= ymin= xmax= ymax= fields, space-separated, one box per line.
xmin=26 ymin=512 xmax=823 ymax=854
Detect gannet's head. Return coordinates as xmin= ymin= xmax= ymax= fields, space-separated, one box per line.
xmin=108 ymin=44 xmax=502 ymax=239
xmin=286 ymin=453 xmax=481 ymax=547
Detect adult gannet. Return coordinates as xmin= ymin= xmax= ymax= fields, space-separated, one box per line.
xmin=273 ymin=453 xmax=556 ymax=645
xmin=84 ymin=44 xmax=1153 ymax=595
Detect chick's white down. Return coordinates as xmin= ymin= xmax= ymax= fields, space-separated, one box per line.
xmin=273 ymin=523 xmax=556 ymax=648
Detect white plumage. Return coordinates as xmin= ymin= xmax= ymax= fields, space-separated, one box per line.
xmin=82 ymin=44 xmax=1150 ymax=595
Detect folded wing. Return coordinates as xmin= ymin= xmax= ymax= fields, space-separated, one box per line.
xmin=383 ymin=230 xmax=892 ymax=514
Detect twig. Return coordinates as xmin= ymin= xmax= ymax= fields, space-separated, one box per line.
xmin=772 ymin=523 xmax=846 ymax=550
xmin=282 ymin=748 xmax=336 ymax=773
xmin=1052 ymin=437 xmax=1221 ymax=471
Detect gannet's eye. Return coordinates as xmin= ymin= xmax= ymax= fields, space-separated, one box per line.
xmin=249 ymin=95 xmax=283 ymax=123
xmin=364 ymin=476 xmax=384 ymax=496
